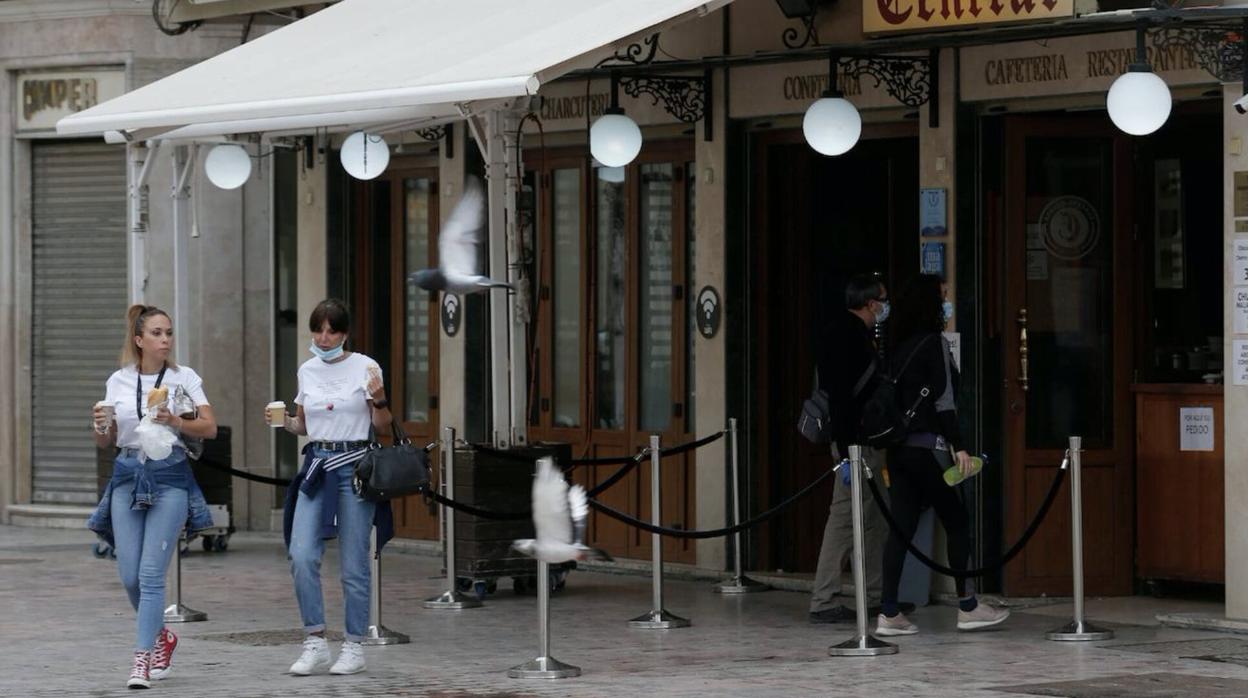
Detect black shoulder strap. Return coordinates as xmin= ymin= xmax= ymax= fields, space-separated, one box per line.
xmin=893 ymin=334 xmax=936 ymax=383
xmin=851 ymin=359 xmax=876 ymax=397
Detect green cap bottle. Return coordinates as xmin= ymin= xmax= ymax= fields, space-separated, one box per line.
xmin=943 ymin=455 xmax=984 ymax=487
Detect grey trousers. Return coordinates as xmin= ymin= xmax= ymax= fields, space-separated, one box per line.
xmin=809 ymin=446 xmax=887 ymax=611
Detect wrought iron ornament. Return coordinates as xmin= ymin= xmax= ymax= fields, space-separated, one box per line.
xmin=599 ymin=33 xmax=660 ymax=68
xmin=838 ymin=56 xmax=931 ymax=108
xmin=783 ymin=15 xmax=820 ymax=50
xmin=620 ymin=76 xmax=706 ymax=123
xmin=415 ymin=126 xmax=447 ymax=142
xmin=1151 ymin=25 xmax=1244 ymax=83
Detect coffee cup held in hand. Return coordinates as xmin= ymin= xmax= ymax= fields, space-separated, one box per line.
xmin=94 ymin=401 xmax=114 ymax=434
xmin=267 ymin=401 xmax=286 ymax=428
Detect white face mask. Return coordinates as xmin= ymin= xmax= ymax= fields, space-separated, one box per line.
xmin=942 ymin=301 xmax=954 ymax=323
xmin=874 ymin=300 xmax=891 ymax=324
xmin=309 ymin=340 xmax=345 ymax=362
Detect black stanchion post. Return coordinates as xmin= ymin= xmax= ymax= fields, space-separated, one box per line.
xmin=714 ymin=417 xmax=769 ymax=594
xmin=363 ymin=526 xmax=409 ymax=645
xmin=828 ymin=445 xmax=897 ymax=657
xmin=424 ymin=426 xmax=482 ymax=610
xmin=1047 ymin=436 xmax=1113 ymax=642
xmin=164 ymin=535 xmax=207 ymax=622
xmin=629 ymin=434 xmax=691 ymax=628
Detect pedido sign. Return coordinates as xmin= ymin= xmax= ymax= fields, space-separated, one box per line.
xmin=864 ymin=0 xmax=1074 ymax=34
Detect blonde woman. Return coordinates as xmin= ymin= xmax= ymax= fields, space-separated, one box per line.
xmin=88 ymin=304 xmax=217 ymax=688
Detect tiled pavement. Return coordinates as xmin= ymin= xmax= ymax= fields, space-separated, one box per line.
xmin=4 ymin=524 xmax=1248 ymax=697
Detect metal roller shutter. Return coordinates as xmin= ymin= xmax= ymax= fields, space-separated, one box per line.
xmin=31 ymin=141 xmax=127 ymax=504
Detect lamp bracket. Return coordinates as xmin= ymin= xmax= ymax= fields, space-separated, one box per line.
xmin=1150 ymin=25 xmax=1245 ymax=83
xmin=783 ymin=14 xmax=820 ymax=50
xmin=415 ymin=126 xmax=447 ymax=142
xmin=600 ymin=33 xmax=661 ymax=68
xmin=838 ymin=54 xmax=932 ymax=109
xmin=619 ymin=75 xmax=706 ymax=123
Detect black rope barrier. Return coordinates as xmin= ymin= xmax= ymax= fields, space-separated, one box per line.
xmin=654 ymin=430 xmax=725 ymax=458
xmin=423 ymin=489 xmax=530 ymax=520
xmin=586 ymin=457 xmax=641 ymax=498
xmin=587 ymin=464 xmax=840 ymax=540
xmin=864 ymin=463 xmax=1066 ymax=579
xmin=194 ymin=459 xmax=292 ymax=487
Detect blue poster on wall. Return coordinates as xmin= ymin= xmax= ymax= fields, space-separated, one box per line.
xmin=920 ymin=188 xmax=947 ymax=236
xmin=921 ymin=242 xmax=946 ymax=276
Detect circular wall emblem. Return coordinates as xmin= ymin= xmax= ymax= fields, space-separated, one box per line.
xmin=1039 ymin=196 xmax=1100 ymax=261
xmin=441 ymin=294 xmax=461 ymax=337
xmin=696 ymin=286 xmax=721 ymax=339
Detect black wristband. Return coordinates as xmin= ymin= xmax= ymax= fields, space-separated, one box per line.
xmin=372 ymin=398 xmax=389 ymax=409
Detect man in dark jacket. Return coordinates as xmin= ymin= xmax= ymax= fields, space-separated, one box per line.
xmin=808 ymin=274 xmax=899 ymax=623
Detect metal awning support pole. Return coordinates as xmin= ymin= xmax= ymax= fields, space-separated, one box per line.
xmin=483 ymin=109 xmax=527 ymax=448
xmin=169 ymin=144 xmax=196 ymax=365
xmin=127 ymin=140 xmax=159 ymax=304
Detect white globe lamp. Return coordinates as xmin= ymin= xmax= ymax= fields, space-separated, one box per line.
xmin=590 ymin=109 xmax=642 ymax=168
xmin=340 ymin=131 xmax=390 ymax=180
xmin=803 ymin=94 xmax=862 ymax=156
xmin=1107 ymin=67 xmax=1171 ymax=136
xmin=203 ymin=143 xmax=252 ymax=190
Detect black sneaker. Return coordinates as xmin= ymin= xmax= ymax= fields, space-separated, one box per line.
xmin=867 ymin=602 xmax=917 ymax=616
xmin=809 ymin=606 xmax=857 ymax=624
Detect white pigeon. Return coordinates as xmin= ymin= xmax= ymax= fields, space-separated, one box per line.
xmin=408 ymin=176 xmax=512 ymax=295
xmin=512 ymin=457 xmax=613 ymax=564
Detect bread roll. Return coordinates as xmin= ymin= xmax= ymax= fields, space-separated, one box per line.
xmin=148 ymin=386 xmax=169 ymax=409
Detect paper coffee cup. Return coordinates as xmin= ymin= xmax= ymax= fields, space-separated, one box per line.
xmin=267 ymin=401 xmax=286 ymax=427
xmin=95 ymin=401 xmax=114 ymax=434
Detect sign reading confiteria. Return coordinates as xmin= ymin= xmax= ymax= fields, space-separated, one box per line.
xmin=864 ymin=0 xmax=1074 ymax=34
xmin=17 ymin=69 xmax=125 ymax=133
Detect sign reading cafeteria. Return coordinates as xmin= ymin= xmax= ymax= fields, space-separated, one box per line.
xmin=864 ymin=0 xmax=1074 ymax=34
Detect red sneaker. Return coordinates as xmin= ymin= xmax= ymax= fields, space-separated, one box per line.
xmin=150 ymin=628 xmax=178 ymax=680
xmin=127 ymin=650 xmax=151 ymax=689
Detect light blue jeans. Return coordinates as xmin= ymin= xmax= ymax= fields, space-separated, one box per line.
xmin=288 ymin=454 xmax=375 ymax=641
xmin=111 ymin=479 xmax=188 ymax=651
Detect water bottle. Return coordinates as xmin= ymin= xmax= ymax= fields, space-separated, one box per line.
xmin=943 ymin=454 xmax=984 ymax=487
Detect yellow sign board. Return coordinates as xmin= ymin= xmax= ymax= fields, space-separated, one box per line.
xmin=864 ymin=0 xmax=1074 ymax=34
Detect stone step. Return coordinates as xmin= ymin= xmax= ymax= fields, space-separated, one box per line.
xmin=7 ymin=503 xmax=94 ymax=529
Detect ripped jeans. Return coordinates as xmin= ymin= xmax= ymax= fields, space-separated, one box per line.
xmin=111 ymin=479 xmax=188 ymax=651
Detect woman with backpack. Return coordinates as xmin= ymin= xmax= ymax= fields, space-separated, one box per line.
xmin=874 ymin=274 xmax=1009 ymax=636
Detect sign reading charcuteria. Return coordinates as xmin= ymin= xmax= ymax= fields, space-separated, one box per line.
xmin=864 ymin=0 xmax=1074 ymax=34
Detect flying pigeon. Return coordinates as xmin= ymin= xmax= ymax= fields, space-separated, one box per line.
xmin=408 ymin=176 xmax=512 ymax=295
xmin=512 ymin=457 xmax=613 ymax=564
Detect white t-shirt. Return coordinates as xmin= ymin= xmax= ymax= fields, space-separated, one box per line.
xmin=295 ymin=352 xmax=382 ymax=442
xmin=103 ymin=364 xmax=210 ymax=450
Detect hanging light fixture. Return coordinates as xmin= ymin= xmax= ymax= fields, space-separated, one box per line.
xmin=590 ymin=72 xmax=643 ymax=168
xmin=340 ymin=131 xmax=391 ymax=180
xmin=1107 ymin=25 xmax=1171 ymax=136
xmin=593 ymin=158 xmax=626 ymax=183
xmin=803 ymin=52 xmax=862 ymax=156
xmin=203 ymin=143 xmax=252 ymax=190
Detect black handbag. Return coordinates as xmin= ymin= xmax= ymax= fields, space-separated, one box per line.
xmin=352 ymin=415 xmax=432 ymax=503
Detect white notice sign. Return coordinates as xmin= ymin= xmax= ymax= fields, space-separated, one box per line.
xmin=1179 ymin=407 xmax=1215 ymax=452
xmin=1237 ymin=287 xmax=1248 ymax=334
xmin=1235 ymin=340 xmax=1248 ymax=386
xmin=1236 ymin=238 xmax=1248 ymax=286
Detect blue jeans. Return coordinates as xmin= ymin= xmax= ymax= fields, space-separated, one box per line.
xmin=288 ymin=451 xmax=376 ymax=641
xmin=111 ymin=478 xmax=188 ymax=651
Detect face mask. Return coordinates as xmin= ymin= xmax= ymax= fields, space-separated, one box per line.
xmin=309 ymin=340 xmax=345 ymax=362
xmin=943 ymin=301 xmax=955 ymax=323
xmin=873 ymin=300 xmax=891 ymax=324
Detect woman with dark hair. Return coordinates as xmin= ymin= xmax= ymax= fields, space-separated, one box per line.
xmin=269 ymin=299 xmax=393 ymax=676
xmin=874 ymin=274 xmax=1010 ymax=636
xmin=89 ymin=304 xmax=218 ymax=687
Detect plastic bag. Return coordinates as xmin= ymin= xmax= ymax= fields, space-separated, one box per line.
xmin=135 ymin=395 xmax=178 ymax=461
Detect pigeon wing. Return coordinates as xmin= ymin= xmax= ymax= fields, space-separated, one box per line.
xmin=439 ymin=176 xmax=485 ymax=277
xmin=568 ymin=484 xmax=588 ymax=546
xmin=531 ymin=457 xmax=573 ymax=545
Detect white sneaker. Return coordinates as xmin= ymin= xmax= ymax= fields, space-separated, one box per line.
xmin=957 ymin=602 xmax=1010 ymax=631
xmin=330 ymin=641 xmax=366 ymax=675
xmin=289 ymin=636 xmax=332 ymax=676
xmin=875 ymin=612 xmax=920 ymax=636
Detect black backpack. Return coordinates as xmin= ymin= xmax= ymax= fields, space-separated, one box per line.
xmin=859 ymin=334 xmax=936 ymax=447
xmin=797 ymin=362 xmax=876 ymax=445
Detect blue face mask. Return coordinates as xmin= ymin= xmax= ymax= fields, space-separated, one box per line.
xmin=874 ymin=300 xmax=891 ymax=324
xmin=309 ymin=340 xmax=345 ymax=362
xmin=942 ymin=301 xmax=954 ymax=323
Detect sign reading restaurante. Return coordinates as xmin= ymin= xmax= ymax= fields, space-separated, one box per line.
xmin=864 ymin=0 xmax=1074 ymax=33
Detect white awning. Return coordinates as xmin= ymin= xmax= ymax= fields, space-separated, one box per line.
xmin=58 ymin=0 xmax=728 ymax=138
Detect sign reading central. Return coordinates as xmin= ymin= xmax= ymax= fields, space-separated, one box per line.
xmin=864 ymin=0 xmax=1074 ymax=34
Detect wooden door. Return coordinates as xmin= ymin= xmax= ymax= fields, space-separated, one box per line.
xmin=353 ymin=163 xmax=441 ymax=539
xmin=526 ymin=143 xmax=696 ymax=563
xmin=1001 ymin=116 xmax=1134 ymax=595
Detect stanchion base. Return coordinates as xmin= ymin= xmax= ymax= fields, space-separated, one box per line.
xmin=423 ymin=590 xmax=483 ymax=610
xmin=628 ymin=609 xmax=691 ymax=629
xmin=507 ymin=655 xmax=581 ymax=679
xmin=713 ymin=575 xmax=771 ymax=594
xmin=1046 ymin=620 xmax=1114 ymax=642
xmin=362 ymin=624 xmax=410 ymax=645
xmin=164 ymin=603 xmax=207 ymax=623
xmin=828 ymin=634 xmax=899 ymax=657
